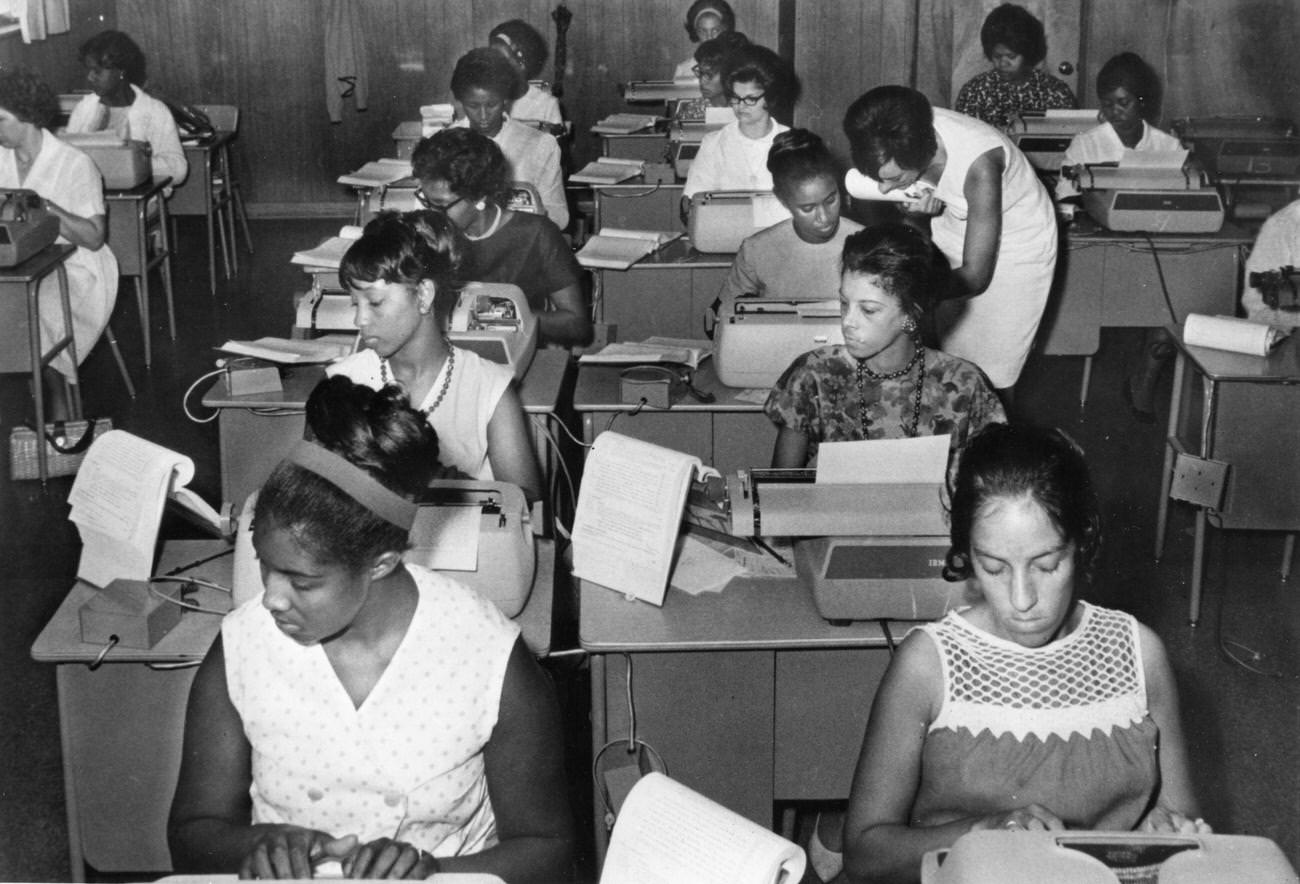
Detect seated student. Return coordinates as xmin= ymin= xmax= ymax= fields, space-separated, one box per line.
xmin=450 ymin=47 xmax=568 ymax=230
xmin=326 ymin=210 xmax=542 ymax=503
xmin=681 ymin=44 xmax=796 ymax=216
xmin=715 ymin=128 xmax=864 ymax=316
xmin=673 ymin=0 xmax=736 ymax=81
xmin=835 ymin=422 xmax=1208 ymax=884
xmin=689 ymin=30 xmax=750 ymax=110
xmin=1242 ymin=196 xmax=1300 ymax=328
xmin=168 ymin=376 xmax=574 ymax=881
xmin=489 ymin=19 xmax=563 ymax=129
xmin=412 ymin=128 xmax=590 ymax=348
xmin=954 ymin=4 xmax=1076 ymax=131
xmin=765 ymin=224 xmax=1005 ymax=473
xmin=66 ymin=30 xmax=188 ymax=189
xmin=0 ymin=67 xmax=119 ymax=422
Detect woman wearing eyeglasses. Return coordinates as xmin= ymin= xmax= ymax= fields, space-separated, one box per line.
xmin=673 ymin=0 xmax=736 ymax=81
xmin=681 ymin=43 xmax=795 ymax=215
xmin=690 ymin=30 xmax=750 ymax=109
xmin=411 ymin=128 xmax=590 ymax=348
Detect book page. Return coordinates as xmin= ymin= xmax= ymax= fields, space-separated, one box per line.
xmin=602 ymin=772 xmax=806 ymax=884
xmin=337 ymin=158 xmax=413 ymax=187
xmin=571 ymin=160 xmax=645 ymax=184
xmin=291 ymin=226 xmax=364 ymax=268
xmin=571 ymin=433 xmax=700 ymax=606
xmin=219 ymin=336 xmax=353 ymax=364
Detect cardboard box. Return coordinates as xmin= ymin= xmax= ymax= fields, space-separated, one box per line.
xmin=79 ymin=579 xmax=183 ymax=649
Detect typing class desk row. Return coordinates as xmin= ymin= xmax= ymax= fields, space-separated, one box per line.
xmin=31 ymin=539 xmax=558 ymax=881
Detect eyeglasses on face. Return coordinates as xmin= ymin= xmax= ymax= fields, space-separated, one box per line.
xmin=692 ymin=64 xmax=718 ymax=79
xmin=415 ymin=189 xmax=465 ymax=213
xmin=727 ymin=92 xmax=766 ymax=107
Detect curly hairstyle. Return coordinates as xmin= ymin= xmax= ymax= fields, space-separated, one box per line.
xmin=768 ymin=128 xmax=840 ymax=199
xmin=943 ymin=422 xmax=1102 ymax=582
xmin=684 ymin=0 xmax=735 ymax=41
xmin=1096 ymin=51 xmax=1162 ymax=121
xmin=339 ymin=210 xmax=465 ymax=321
xmin=693 ymin=30 xmax=750 ymax=74
xmin=0 ymin=66 xmax=59 ymax=129
xmin=843 ymin=85 xmax=938 ymax=180
xmin=256 ymin=376 xmax=440 ymax=572
xmin=79 ymin=30 xmax=148 ymax=86
xmin=411 ymin=127 xmax=511 ymax=205
xmin=980 ymin=4 xmax=1048 ymax=68
xmin=451 ymin=46 xmax=526 ymax=103
xmin=840 ymin=223 xmax=948 ymax=325
xmin=489 ymin=19 xmax=549 ymax=81
xmin=723 ymin=44 xmax=798 ymax=112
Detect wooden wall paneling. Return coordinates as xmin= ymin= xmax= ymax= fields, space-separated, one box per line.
xmin=0 ymin=0 xmax=115 ymax=96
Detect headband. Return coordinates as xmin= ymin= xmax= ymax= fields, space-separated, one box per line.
xmin=694 ymin=5 xmax=726 ymax=27
xmin=285 ymin=441 xmax=417 ymax=532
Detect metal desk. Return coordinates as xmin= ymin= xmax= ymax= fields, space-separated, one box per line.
xmin=32 ymin=538 xmax=557 ymax=880
xmin=593 ymin=238 xmax=731 ymax=342
xmin=1155 ymin=324 xmax=1300 ymax=625
xmin=169 ymin=131 xmax=235 ymax=295
xmin=106 ymin=176 xmax=174 ymax=366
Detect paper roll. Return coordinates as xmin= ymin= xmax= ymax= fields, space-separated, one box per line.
xmin=1184 ymin=313 xmax=1285 ymax=356
xmin=844 ymin=168 xmax=933 ymax=203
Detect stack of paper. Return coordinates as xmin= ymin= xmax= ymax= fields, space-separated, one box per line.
xmin=591 ymin=113 xmax=660 ymax=135
xmin=219 ymin=336 xmax=355 ymax=364
xmin=571 ymin=157 xmax=646 ymax=186
xmin=575 ymin=227 xmax=680 ymax=270
xmin=420 ymin=103 xmax=455 ymax=136
xmin=290 ymin=225 xmax=364 ymax=269
xmin=337 ymin=158 xmax=412 ymax=188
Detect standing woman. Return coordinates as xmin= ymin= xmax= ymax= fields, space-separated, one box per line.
xmin=412 ymin=128 xmax=590 ymax=348
xmin=844 ymin=85 xmax=1057 ymax=405
xmin=0 ymin=67 xmax=118 ymax=421
xmin=67 ymin=30 xmax=188 ymax=188
xmin=488 ymin=19 xmax=563 ymax=129
xmin=327 ymin=210 xmax=542 ymax=503
xmin=954 ymin=4 xmax=1076 ymax=131
xmin=673 ymin=0 xmax=736 ymax=81
xmin=450 ymin=48 xmax=568 ymax=230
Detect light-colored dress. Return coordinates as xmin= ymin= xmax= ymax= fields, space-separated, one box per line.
xmin=452 ymin=117 xmax=567 ymax=229
xmin=67 ymin=84 xmax=189 ymax=187
xmin=223 ymin=564 xmax=520 ymax=857
xmin=0 ymin=132 xmax=119 ymax=380
xmin=1056 ymin=120 xmax=1183 ymax=199
xmin=929 ymin=108 xmax=1057 ymax=389
xmin=912 ymin=602 xmax=1158 ymax=830
xmin=716 ymin=217 xmax=865 ymax=308
xmin=511 ymin=83 xmax=562 ymax=127
xmin=682 ymin=119 xmax=790 ymax=200
xmin=327 ymin=346 xmax=512 ymax=480
xmin=1242 ymin=198 xmax=1300 ymax=327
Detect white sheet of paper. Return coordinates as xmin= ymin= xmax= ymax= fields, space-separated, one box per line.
xmin=816 ymin=434 xmax=951 ymax=485
xmin=1120 ymin=148 xmax=1189 ymax=169
xmin=669 ymin=534 xmax=745 ymax=595
xmin=750 ymin=192 xmax=791 ymax=229
xmin=1045 ymin=108 xmax=1102 ymax=121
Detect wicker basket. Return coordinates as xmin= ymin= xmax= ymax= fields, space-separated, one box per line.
xmin=9 ymin=418 xmax=112 ymax=480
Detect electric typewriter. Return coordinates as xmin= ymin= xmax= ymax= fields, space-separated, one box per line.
xmin=0 ymin=189 xmax=59 ymax=267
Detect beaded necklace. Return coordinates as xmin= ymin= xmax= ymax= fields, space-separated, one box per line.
xmin=380 ymin=345 xmax=455 ymax=416
xmin=856 ymin=343 xmax=925 ymax=438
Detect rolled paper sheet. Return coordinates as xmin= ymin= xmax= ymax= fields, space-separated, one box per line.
xmin=844 ymin=168 xmax=934 ymax=203
xmin=1184 ymin=313 xmax=1287 ymax=356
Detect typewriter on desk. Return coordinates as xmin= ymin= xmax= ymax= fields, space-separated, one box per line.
xmin=1006 ymin=110 xmax=1099 ymax=171
xmin=447 ymin=282 xmax=538 ymax=380
xmin=1172 ymin=115 xmax=1300 ymax=179
xmin=59 ymin=131 xmax=151 ymax=189
xmin=669 ymin=103 xmax=735 ymax=177
xmin=713 ymin=298 xmax=843 ymax=388
xmin=1068 ymin=161 xmax=1225 ymax=234
xmin=0 ymin=189 xmax=59 ymax=266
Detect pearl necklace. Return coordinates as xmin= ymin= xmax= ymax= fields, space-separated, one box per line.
xmin=856 ymin=343 xmax=925 ymax=438
xmin=380 ymin=345 xmax=455 ymax=416
xmin=464 ymin=204 xmax=503 ymax=241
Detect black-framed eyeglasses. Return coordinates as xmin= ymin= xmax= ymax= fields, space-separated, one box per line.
xmin=415 ymin=189 xmax=464 ymax=213
xmin=727 ymin=92 xmax=766 ymax=107
xmin=691 ymin=64 xmax=717 ymax=79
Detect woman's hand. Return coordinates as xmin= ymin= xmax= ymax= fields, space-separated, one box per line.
xmin=908 ymin=191 xmax=945 ymax=217
xmin=343 ymin=837 xmax=441 ymax=879
xmin=1140 ymin=804 xmax=1212 ymax=834
xmin=972 ymin=804 xmax=1065 ymax=833
xmin=238 ymin=826 xmax=355 ymax=879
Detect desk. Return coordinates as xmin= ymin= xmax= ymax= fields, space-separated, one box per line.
xmin=574 ymin=360 xmax=773 ymax=472
xmin=600 ymin=132 xmax=671 ymax=163
xmin=169 ymin=132 xmax=235 ymax=296
xmin=202 ymin=349 xmax=571 ymax=512
xmin=594 ymin=239 xmax=731 ymax=341
xmin=592 ymin=178 xmax=685 ymax=234
xmin=1154 ymin=325 xmax=1300 ymax=625
xmin=32 ymin=538 xmax=557 ymax=880
xmin=106 ymin=177 xmax=174 ymax=366
xmin=0 ymin=243 xmax=79 ymax=480
xmin=580 ymin=576 xmax=896 ymax=861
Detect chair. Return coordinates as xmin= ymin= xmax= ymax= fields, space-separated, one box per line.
xmin=194 ymin=104 xmax=254 ymax=272
xmin=171 ymin=104 xmax=252 ymax=294
xmin=106 ymin=178 xmax=175 ymax=368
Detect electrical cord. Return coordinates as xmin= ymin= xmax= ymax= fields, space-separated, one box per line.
xmin=590 ymin=653 xmax=668 ymax=832
xmin=1140 ymin=233 xmax=1183 ymax=326
xmin=182 ymin=368 xmax=226 ymax=424
xmin=148 ymin=576 xmax=233 ymax=616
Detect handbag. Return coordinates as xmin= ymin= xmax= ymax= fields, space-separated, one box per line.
xmin=8 ymin=418 xmax=112 ymax=480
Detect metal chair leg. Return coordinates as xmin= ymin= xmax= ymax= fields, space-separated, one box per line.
xmin=102 ymin=324 xmax=136 ymax=398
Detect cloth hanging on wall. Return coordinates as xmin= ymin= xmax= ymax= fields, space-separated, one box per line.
xmin=15 ymin=0 xmax=69 ymax=43
xmin=324 ymin=0 xmax=369 ymax=123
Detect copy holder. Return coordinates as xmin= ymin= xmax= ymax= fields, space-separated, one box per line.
xmin=619 ymin=365 xmax=682 ymax=408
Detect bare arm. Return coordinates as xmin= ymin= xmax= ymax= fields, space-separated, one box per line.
xmin=539 ymin=281 xmax=592 ymax=347
xmin=951 ymin=148 xmax=1005 ymax=297
xmin=1136 ymin=624 xmax=1210 ymax=833
xmin=487 ymin=384 xmax=544 ymax=503
xmin=46 ymin=203 xmax=105 ymax=250
xmin=771 ymin=425 xmax=809 ymax=468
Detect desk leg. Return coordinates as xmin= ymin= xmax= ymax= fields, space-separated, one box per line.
xmin=1282 ymin=534 xmax=1295 ymax=581
xmin=1155 ymin=352 xmax=1186 ymax=560
xmin=57 ymin=265 xmax=83 ymax=420
xmin=1188 ymin=377 xmax=1219 ymax=627
xmin=56 ymin=667 xmax=87 ymax=883
xmin=588 ymin=652 xmax=608 ymax=868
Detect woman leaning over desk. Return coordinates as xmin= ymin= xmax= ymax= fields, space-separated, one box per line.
xmin=844 ymin=85 xmax=1057 ymax=406
xmin=411 ymin=127 xmax=590 ymax=348
xmin=764 ymin=223 xmax=1005 ymax=473
xmin=0 ymin=66 xmax=118 ymax=422
xmin=169 ymin=375 xmax=574 ymax=882
xmin=66 ymin=29 xmax=188 ymax=188
xmin=326 ymin=209 xmax=541 ymax=503
xmin=837 ymin=423 xmax=1207 ymax=884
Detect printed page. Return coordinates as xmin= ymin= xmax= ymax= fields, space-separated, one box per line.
xmin=571 ymin=433 xmax=700 ymax=606
xmin=601 ymin=772 xmax=806 ymax=884
xmin=816 ymin=434 xmax=951 ymax=485
xmin=290 ymin=225 xmax=364 ymax=268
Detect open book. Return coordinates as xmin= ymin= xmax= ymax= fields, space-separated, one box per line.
xmin=291 ymin=225 xmax=364 ymax=269
xmin=580 ymin=336 xmax=712 ymax=370
xmin=602 ymin=772 xmax=806 ymax=884
xmin=576 ymin=228 xmax=681 ymax=270
xmin=337 ymin=158 xmax=413 ymax=188
xmin=591 ymin=113 xmax=660 ymax=135
xmin=571 ymin=157 xmax=646 ymax=185
xmin=219 ymin=335 xmax=355 ymax=364
xmin=572 ymin=433 xmax=705 ymax=606
xmin=69 ymin=430 xmax=223 ymax=588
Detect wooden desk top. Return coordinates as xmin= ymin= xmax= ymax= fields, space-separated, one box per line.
xmin=1170 ymin=321 xmax=1300 ymax=382
xmin=202 ymin=347 xmax=571 ymax=415
xmin=579 ymin=576 xmax=896 ymax=653
xmin=0 ymin=242 xmax=75 ymax=282
xmin=574 ymin=359 xmax=766 ymax=414
xmin=33 ymin=538 xmax=558 ymax=664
